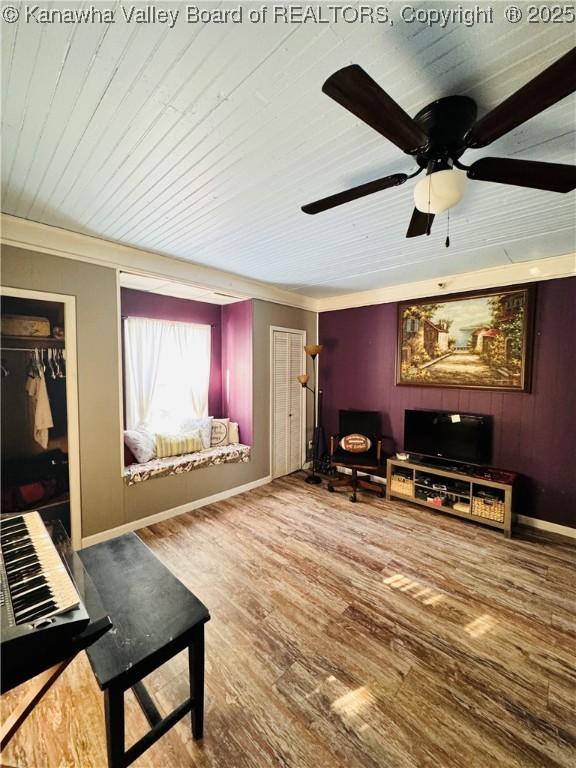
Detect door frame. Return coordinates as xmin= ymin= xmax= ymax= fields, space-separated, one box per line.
xmin=269 ymin=326 xmax=307 ymax=479
xmin=0 ymin=286 xmax=82 ymax=549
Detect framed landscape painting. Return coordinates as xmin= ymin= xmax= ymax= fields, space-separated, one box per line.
xmin=396 ymin=287 xmax=534 ymax=391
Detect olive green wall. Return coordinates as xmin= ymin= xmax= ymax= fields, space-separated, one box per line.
xmin=2 ymin=245 xmax=123 ymax=536
xmin=1 ymin=245 xmax=317 ymax=538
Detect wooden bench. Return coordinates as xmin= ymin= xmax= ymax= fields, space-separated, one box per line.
xmin=79 ymin=533 xmax=210 ymax=768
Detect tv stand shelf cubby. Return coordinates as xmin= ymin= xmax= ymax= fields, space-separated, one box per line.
xmin=386 ymin=458 xmax=514 ymax=538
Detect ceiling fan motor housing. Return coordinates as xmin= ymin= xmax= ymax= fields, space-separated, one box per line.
xmin=413 ymin=96 xmax=478 ymax=169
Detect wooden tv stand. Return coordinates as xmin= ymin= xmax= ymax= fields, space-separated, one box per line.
xmin=386 ymin=458 xmax=515 ymax=538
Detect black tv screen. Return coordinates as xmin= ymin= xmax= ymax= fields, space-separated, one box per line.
xmin=404 ymin=409 xmax=492 ymax=465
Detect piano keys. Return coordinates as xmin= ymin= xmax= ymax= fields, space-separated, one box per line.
xmin=1 ymin=512 xmax=93 ymax=693
xmin=1 ymin=512 xmax=81 ymax=626
xmin=1 ymin=513 xmax=112 ymax=751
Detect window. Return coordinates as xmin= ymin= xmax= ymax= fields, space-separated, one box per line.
xmin=124 ymin=317 xmax=211 ymax=433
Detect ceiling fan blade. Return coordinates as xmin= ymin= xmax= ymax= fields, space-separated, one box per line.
xmin=322 ymin=65 xmax=428 ymax=155
xmin=302 ymin=173 xmax=408 ymax=214
xmin=406 ymin=208 xmax=434 ymax=238
xmin=467 ymin=157 xmax=576 ymax=192
xmin=466 ymin=47 xmax=576 ymax=148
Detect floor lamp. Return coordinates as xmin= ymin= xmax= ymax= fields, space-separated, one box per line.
xmin=297 ymin=344 xmax=323 ymax=485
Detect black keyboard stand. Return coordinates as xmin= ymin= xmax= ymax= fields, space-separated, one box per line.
xmin=0 ymin=616 xmax=111 ymax=750
xmin=0 ymin=521 xmax=112 ymax=751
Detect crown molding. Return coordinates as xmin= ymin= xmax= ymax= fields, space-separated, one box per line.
xmin=2 ymin=214 xmax=574 ymax=315
xmin=0 ymin=214 xmax=318 ymax=312
xmin=314 ymin=252 xmax=576 ymax=312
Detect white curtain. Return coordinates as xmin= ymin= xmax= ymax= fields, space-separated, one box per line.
xmin=124 ymin=317 xmax=211 ymax=432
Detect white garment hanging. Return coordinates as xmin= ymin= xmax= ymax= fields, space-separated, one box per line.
xmin=26 ymin=366 xmax=54 ymax=448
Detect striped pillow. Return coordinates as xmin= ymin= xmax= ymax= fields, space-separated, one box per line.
xmin=155 ymin=430 xmax=203 ymax=459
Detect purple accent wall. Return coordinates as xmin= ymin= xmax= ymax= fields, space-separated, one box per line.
xmin=222 ymin=300 xmax=254 ymax=445
xmin=319 ymin=278 xmax=576 ymax=528
xmin=121 ymin=289 xmax=254 ymax=446
xmin=121 ymin=288 xmax=223 ymax=417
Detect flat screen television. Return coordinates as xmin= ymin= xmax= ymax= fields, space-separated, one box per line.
xmin=404 ymin=409 xmax=492 ymax=466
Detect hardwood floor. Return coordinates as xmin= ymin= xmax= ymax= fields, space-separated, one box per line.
xmin=2 ymin=475 xmax=575 ymax=767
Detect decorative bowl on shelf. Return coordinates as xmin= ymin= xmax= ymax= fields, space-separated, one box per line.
xmin=396 ymin=452 xmax=409 ymax=461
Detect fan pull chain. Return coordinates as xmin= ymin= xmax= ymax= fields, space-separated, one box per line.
xmin=426 ymin=176 xmax=432 ymax=236
xmin=445 ymin=209 xmax=450 ymax=248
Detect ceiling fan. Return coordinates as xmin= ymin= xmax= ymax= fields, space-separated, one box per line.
xmin=301 ymin=48 xmax=576 ymax=238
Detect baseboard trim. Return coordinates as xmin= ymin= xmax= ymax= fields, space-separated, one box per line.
xmin=80 ymin=475 xmax=575 ymax=548
xmin=81 ymin=475 xmax=272 ymax=548
xmin=334 ymin=472 xmax=574 ymax=538
xmin=515 ymin=514 xmax=576 ymax=539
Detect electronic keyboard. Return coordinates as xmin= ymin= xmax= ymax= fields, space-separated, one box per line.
xmin=1 ymin=512 xmax=91 ymax=691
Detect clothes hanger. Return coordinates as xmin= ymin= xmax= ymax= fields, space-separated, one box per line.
xmin=54 ymin=348 xmax=64 ymax=379
xmin=26 ymin=349 xmax=37 ymax=378
xmin=48 ymin=348 xmax=58 ymax=379
xmin=53 ymin=348 xmax=61 ymax=378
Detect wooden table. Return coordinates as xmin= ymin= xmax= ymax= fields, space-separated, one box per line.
xmin=79 ymin=533 xmax=210 ymax=768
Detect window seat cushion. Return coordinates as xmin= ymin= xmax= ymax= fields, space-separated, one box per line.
xmin=123 ymin=443 xmax=251 ymax=486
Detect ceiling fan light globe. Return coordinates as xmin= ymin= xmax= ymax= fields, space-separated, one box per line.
xmin=413 ymin=169 xmax=467 ymax=214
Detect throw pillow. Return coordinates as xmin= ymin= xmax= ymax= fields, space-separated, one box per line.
xmin=179 ymin=416 xmax=213 ymax=449
xmin=211 ymin=418 xmax=230 ymax=447
xmin=124 ymin=427 xmax=156 ymax=464
xmin=155 ymin=430 xmax=203 ymax=459
xmin=228 ymin=421 xmax=240 ymax=444
xmin=339 ymin=434 xmax=372 ymax=453
xmin=124 ymin=443 xmax=137 ymax=467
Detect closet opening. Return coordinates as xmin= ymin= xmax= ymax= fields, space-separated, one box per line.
xmin=1 ymin=290 xmax=81 ymax=546
xmin=270 ymin=326 xmax=307 ymax=479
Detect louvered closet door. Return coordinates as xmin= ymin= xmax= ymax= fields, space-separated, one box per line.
xmin=272 ymin=330 xmax=304 ymax=479
xmin=288 ymin=333 xmax=303 ymax=472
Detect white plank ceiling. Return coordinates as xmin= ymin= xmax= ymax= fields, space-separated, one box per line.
xmin=2 ymin=3 xmax=575 ymax=298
